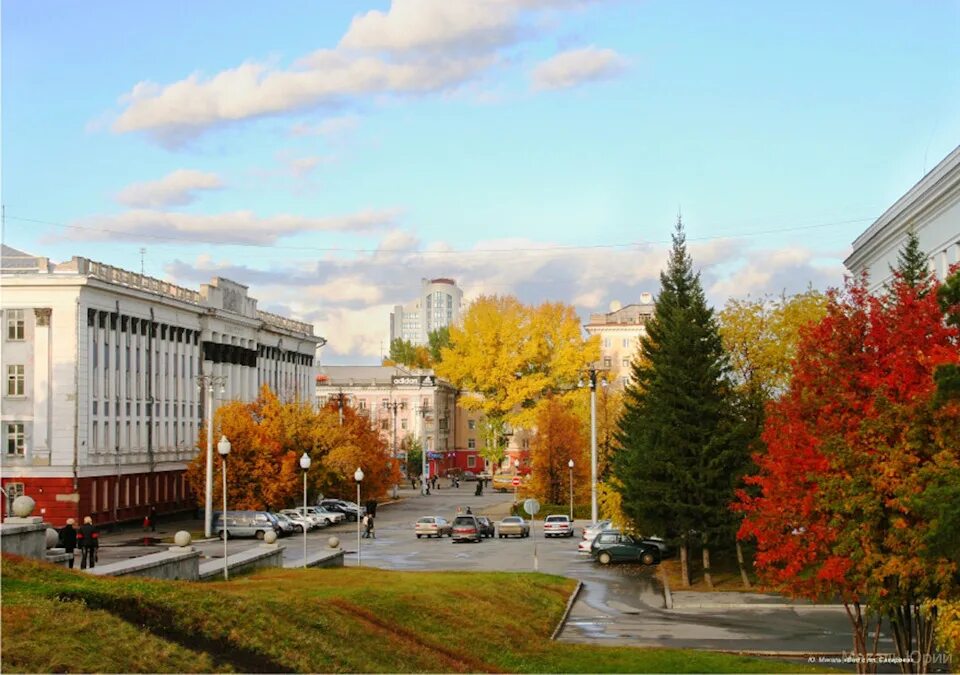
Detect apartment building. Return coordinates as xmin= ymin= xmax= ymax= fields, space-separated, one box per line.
xmin=0 ymin=247 xmax=321 ymax=526
xmin=583 ymin=296 xmax=656 ymax=387
xmin=389 ymin=277 xmax=463 ymax=346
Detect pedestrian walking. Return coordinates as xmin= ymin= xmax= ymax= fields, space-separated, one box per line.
xmin=149 ymin=506 xmax=157 ymax=532
xmin=78 ymin=516 xmax=99 ymax=569
xmin=366 ymin=514 xmax=376 ymax=539
xmin=60 ymin=518 xmax=78 ymax=568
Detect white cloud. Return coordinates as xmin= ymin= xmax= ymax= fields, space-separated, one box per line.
xmin=115 ymin=169 xmax=223 ymax=208
xmin=112 ymin=53 xmax=493 ymax=146
xmin=63 ymin=207 xmax=401 ymax=245
xmin=339 ymin=0 xmax=520 ymax=55
xmin=531 ymin=46 xmax=627 ymax=90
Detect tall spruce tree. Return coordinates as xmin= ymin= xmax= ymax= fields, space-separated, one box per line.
xmin=613 ymin=219 xmax=741 ymax=587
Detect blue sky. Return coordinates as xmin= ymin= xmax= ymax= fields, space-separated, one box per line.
xmin=3 ymin=1 xmax=959 ymax=362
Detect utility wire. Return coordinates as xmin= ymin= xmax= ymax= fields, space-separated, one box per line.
xmin=4 ymin=212 xmax=873 ymax=256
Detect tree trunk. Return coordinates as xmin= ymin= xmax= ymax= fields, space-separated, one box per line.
xmin=735 ymin=540 xmax=752 ymax=589
xmin=844 ymin=601 xmax=878 ymax=674
xmin=889 ymin=600 xmax=937 ymax=675
xmin=679 ymin=541 xmax=691 ymax=587
xmin=702 ymin=545 xmax=714 ymax=590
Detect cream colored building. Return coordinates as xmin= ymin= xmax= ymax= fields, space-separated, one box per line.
xmin=845 ymin=145 xmax=960 ymax=290
xmin=584 ymin=297 xmax=656 ymax=388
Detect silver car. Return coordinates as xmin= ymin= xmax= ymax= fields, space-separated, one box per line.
xmin=498 ymin=516 xmax=530 ymax=538
xmin=280 ymin=509 xmax=316 ymax=532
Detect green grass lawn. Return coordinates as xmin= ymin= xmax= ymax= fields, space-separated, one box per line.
xmin=1 ymin=553 xmax=835 ymax=673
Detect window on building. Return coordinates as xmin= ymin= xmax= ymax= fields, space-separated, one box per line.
xmin=6 ymin=309 xmax=24 ymax=341
xmin=622 ymin=358 xmax=630 ymax=367
xmin=91 ymin=479 xmax=98 ymax=512
xmin=6 ymin=423 xmax=25 ymax=455
xmin=603 ymin=357 xmax=612 ymax=368
xmin=380 ymin=419 xmax=389 ymax=430
xmin=468 ymin=419 xmax=476 ymax=430
xmin=7 ymin=365 xmax=25 ymax=396
xmin=467 ymin=439 xmax=476 ymax=450
xmin=622 ymin=338 xmax=631 ymax=348
xmin=358 ymin=399 xmax=366 ymax=410
xmin=92 ymin=421 xmax=99 ymax=450
xmin=401 ymin=419 xmax=408 ymax=430
xmin=467 ymin=455 xmax=476 ymax=468
xmin=603 ymin=337 xmax=611 ymax=348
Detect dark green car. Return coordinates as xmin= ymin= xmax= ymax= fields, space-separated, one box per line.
xmin=589 ymin=530 xmax=661 ymax=566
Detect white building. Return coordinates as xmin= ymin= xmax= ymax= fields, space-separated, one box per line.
xmin=845 ymin=145 xmax=960 ymax=290
xmin=389 ymin=277 xmax=463 ymax=346
xmin=1 ymin=247 xmax=321 ymax=526
xmin=584 ymin=296 xmax=656 ymax=388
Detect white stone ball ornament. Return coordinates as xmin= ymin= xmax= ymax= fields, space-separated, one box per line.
xmin=45 ymin=528 xmax=60 ymax=549
xmin=12 ymin=496 xmax=35 ymax=517
xmin=327 ymin=536 xmax=340 ymax=549
xmin=263 ymin=530 xmax=278 ymax=544
xmin=174 ymin=531 xmax=192 ymax=547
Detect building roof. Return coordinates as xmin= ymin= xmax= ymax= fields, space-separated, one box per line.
xmin=1 ymin=245 xmax=50 ymax=272
xmin=317 ymin=365 xmax=452 ymax=388
xmin=847 ymin=145 xmax=960 ymax=266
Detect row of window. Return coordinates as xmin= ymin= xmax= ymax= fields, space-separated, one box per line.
xmin=602 ymin=337 xmax=638 ymax=348
xmin=90 ymin=419 xmax=195 ymax=453
xmin=601 ymin=356 xmax=632 ymax=369
xmin=89 ymin=472 xmax=188 ymax=514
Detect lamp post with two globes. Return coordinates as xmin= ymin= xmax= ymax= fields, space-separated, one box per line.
xmin=568 ymin=459 xmax=575 ymax=520
xmin=217 ymin=435 xmax=231 ymax=581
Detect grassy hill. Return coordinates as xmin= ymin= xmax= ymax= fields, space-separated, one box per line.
xmin=1 ymin=554 xmax=828 ymax=673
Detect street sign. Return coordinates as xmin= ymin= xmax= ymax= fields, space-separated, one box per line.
xmin=511 ymin=476 xmax=521 ymax=487
xmin=523 ymin=498 xmax=540 ymax=515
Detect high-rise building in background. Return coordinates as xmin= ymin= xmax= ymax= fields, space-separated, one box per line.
xmin=584 ymin=295 xmax=656 ymax=388
xmin=390 ymin=278 xmax=463 ymax=346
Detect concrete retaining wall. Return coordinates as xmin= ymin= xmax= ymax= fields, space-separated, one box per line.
xmin=284 ymin=548 xmax=344 ymax=569
xmin=0 ymin=519 xmax=47 ymax=559
xmin=89 ymin=547 xmax=201 ymax=581
xmin=199 ymin=544 xmax=285 ymax=581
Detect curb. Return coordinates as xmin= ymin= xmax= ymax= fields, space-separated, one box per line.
xmin=670 ymin=603 xmax=847 ymax=611
xmin=551 ymin=580 xmax=584 ymax=640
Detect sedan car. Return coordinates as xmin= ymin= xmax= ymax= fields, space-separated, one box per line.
xmin=310 ymin=506 xmax=345 ymax=525
xmin=271 ymin=512 xmax=297 ymax=537
xmin=578 ymin=519 xmax=614 ymax=554
xmin=415 ymin=516 xmax=452 ymax=538
xmin=590 ymin=530 xmax=661 ymax=566
xmin=318 ymin=499 xmax=363 ymax=522
xmin=279 ymin=509 xmax=315 ymax=532
xmin=476 ymin=516 xmax=495 ymax=538
xmin=498 ymin=516 xmax=530 ymax=538
xmin=543 ymin=514 xmax=575 ymax=538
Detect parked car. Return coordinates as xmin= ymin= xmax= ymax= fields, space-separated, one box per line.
xmin=213 ymin=511 xmax=280 ymax=540
xmin=415 ymin=516 xmax=452 ymax=538
xmin=318 ymin=499 xmax=364 ymax=522
xmin=451 ymin=514 xmax=483 ymax=543
xmin=476 ymin=516 xmax=495 ymax=538
xmin=543 ymin=514 xmax=575 ymax=538
xmin=271 ymin=512 xmax=297 ymax=537
xmin=498 ymin=516 xmax=530 ymax=538
xmin=590 ymin=530 xmax=661 ymax=566
xmin=306 ymin=506 xmax=345 ymax=525
xmin=462 ymin=470 xmax=478 ymax=481
xmin=578 ymin=519 xmax=614 ymax=554
xmin=279 ymin=509 xmax=315 ymax=532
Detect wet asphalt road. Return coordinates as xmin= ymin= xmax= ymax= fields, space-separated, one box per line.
xmin=99 ymin=484 xmax=881 ymax=659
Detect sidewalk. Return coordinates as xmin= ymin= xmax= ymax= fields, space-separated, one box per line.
xmin=670 ymin=590 xmax=845 ymax=610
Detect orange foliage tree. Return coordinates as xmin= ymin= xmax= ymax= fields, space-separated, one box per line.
xmin=528 ymin=398 xmax=590 ymax=505
xmin=186 ymin=387 xmax=400 ymax=511
xmin=310 ymin=402 xmax=399 ymax=502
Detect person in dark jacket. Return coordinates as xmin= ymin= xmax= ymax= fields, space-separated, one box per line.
xmin=78 ymin=516 xmax=99 ymax=569
xmin=60 ymin=518 xmax=78 ymax=568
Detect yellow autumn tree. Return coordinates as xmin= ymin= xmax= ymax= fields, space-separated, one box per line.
xmin=437 ymin=295 xmax=599 ymax=465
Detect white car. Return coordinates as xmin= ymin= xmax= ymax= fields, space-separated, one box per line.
xmin=543 ymin=514 xmax=575 ymax=538
xmin=578 ymin=519 xmax=613 ymax=554
xmin=311 ymin=506 xmax=345 ymax=524
xmin=280 ymin=509 xmax=317 ymax=531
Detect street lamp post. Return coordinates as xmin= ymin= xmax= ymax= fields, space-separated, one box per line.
xmin=417 ymin=405 xmax=431 ymax=494
xmin=197 ymin=374 xmax=227 ymax=538
xmin=383 ymin=400 xmax=405 ymax=499
xmin=568 ymin=459 xmax=574 ymax=520
xmin=217 ymin=435 xmax=231 ymax=581
xmin=300 ymin=452 xmax=311 ymax=568
xmin=580 ymin=367 xmax=605 ymax=524
xmin=354 ymin=467 xmax=364 ymax=567
xmin=514 ymin=458 xmax=520 ymax=506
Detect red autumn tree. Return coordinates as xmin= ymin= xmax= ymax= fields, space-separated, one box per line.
xmin=737 ymin=273 xmax=960 ymax=673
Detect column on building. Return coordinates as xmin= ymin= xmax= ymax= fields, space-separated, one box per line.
xmin=31 ymin=308 xmax=52 ymax=464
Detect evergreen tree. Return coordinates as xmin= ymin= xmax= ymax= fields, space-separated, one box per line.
xmin=613 ymin=218 xmax=742 ymax=586
xmin=890 ymin=228 xmax=932 ymax=292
